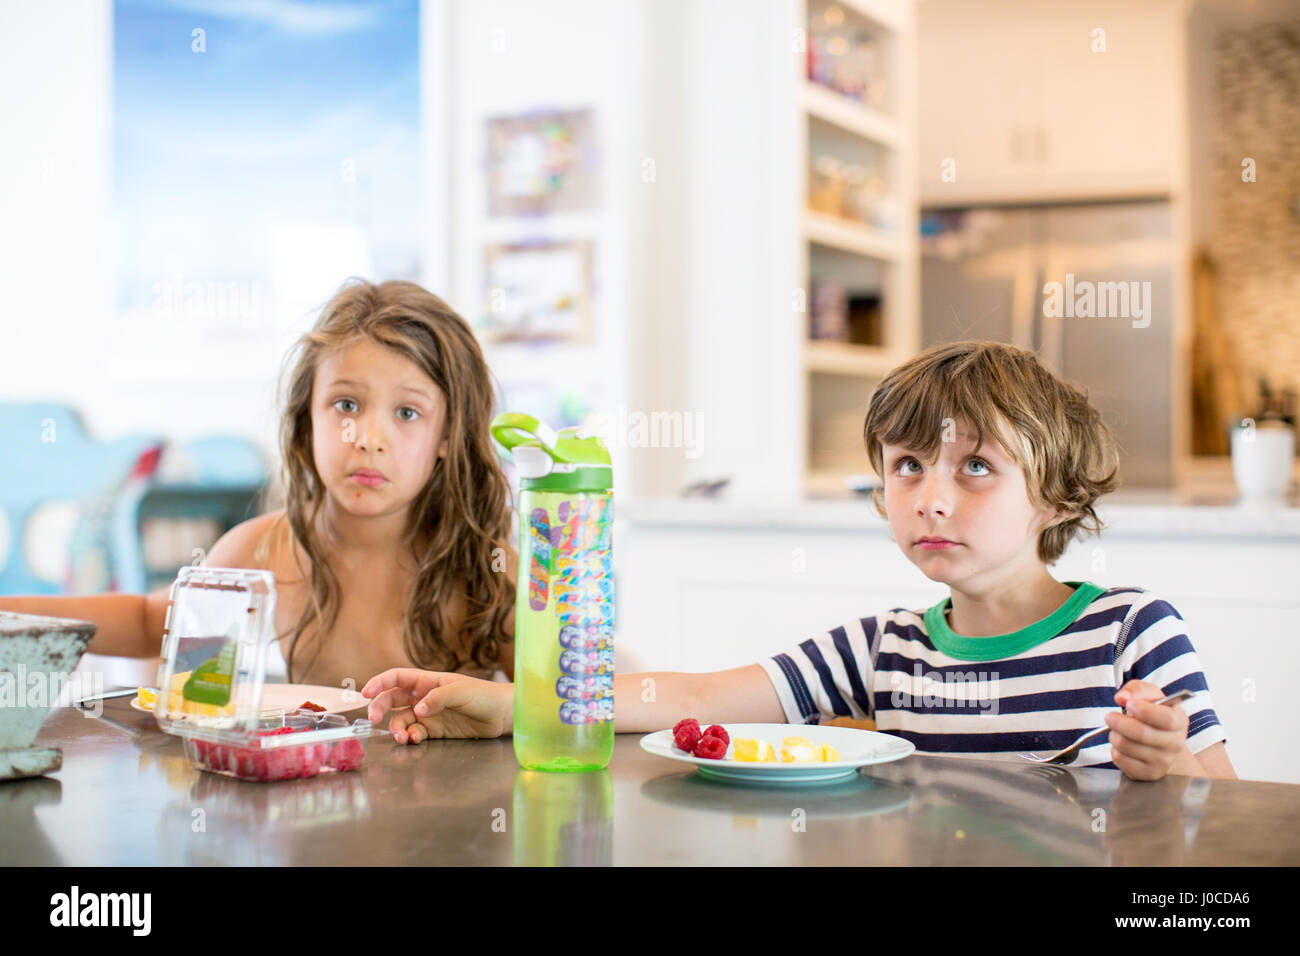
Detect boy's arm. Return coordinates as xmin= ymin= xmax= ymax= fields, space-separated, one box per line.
xmin=613 ymin=664 xmax=786 ymax=733
xmin=1190 ymin=741 xmax=1237 ymax=779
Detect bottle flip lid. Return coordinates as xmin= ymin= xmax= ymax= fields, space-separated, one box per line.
xmin=491 ymin=412 xmax=612 ymax=492
xmin=153 ymin=566 xmax=279 ymax=735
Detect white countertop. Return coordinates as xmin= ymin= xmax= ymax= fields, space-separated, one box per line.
xmin=619 ymin=489 xmax=1300 ymax=539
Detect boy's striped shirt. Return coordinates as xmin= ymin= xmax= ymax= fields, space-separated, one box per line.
xmin=757 ymin=582 xmax=1227 ymax=770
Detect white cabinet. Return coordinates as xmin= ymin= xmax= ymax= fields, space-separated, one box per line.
xmin=918 ymin=0 xmax=1182 ymax=204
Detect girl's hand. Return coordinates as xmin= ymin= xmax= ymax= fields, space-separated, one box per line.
xmin=1105 ymin=679 xmax=1193 ymax=781
xmin=362 ymin=668 xmax=512 ymax=744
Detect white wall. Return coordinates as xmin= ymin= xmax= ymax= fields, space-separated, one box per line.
xmin=434 ymin=0 xmax=806 ymax=502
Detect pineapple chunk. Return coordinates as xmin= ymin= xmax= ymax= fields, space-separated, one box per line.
xmin=781 ymin=736 xmax=819 ymax=762
xmin=777 ymin=736 xmax=841 ymax=763
xmin=137 ymin=670 xmax=234 ymax=717
xmin=733 ymin=738 xmax=777 ymax=762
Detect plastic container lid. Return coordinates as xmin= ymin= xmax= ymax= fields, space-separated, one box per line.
xmin=154 ymin=566 xmax=279 ymax=734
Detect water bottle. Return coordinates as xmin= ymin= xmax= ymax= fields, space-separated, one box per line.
xmin=491 ymin=413 xmax=614 ymax=771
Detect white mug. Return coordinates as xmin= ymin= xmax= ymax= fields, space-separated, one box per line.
xmin=1230 ymin=420 xmax=1295 ymax=503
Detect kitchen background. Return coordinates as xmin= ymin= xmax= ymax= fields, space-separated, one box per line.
xmin=1 ymin=0 xmax=1298 ymax=782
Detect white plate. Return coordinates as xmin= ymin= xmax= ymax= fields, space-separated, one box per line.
xmin=130 ymin=683 xmax=369 ymax=717
xmin=639 ymin=723 xmax=915 ymax=785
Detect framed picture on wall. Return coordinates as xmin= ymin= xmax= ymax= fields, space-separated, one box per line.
xmin=486 ymin=108 xmax=597 ymax=216
xmin=481 ymin=239 xmax=593 ymax=344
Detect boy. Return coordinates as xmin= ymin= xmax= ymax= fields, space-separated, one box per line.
xmin=363 ymin=341 xmax=1236 ymax=781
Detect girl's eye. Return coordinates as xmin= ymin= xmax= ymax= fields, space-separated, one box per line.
xmin=965 ymin=457 xmax=991 ymax=476
xmin=896 ymin=457 xmax=921 ymax=476
xmin=397 ymin=407 xmax=420 ymax=422
xmin=333 ymin=398 xmax=358 ymax=414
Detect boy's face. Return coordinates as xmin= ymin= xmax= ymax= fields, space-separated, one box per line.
xmin=311 ymin=338 xmax=448 ymax=521
xmin=881 ymin=422 xmax=1060 ymax=590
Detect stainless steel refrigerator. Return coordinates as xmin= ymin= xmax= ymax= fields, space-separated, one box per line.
xmin=920 ymin=200 xmax=1173 ymax=486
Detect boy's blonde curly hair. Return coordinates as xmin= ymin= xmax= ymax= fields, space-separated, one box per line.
xmin=863 ymin=340 xmax=1120 ymax=564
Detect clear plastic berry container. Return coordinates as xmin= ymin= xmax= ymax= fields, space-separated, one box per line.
xmin=156 ymin=567 xmax=372 ymax=782
xmin=180 ymin=709 xmax=372 ymax=783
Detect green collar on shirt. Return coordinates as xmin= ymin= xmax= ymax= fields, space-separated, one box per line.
xmin=923 ymin=580 xmax=1107 ymax=661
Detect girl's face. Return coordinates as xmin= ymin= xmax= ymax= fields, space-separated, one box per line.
xmin=311 ymin=338 xmax=447 ymax=520
xmin=881 ymin=421 xmax=1059 ymax=591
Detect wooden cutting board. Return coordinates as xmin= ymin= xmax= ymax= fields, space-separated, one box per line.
xmin=1191 ymin=250 xmax=1245 ymax=455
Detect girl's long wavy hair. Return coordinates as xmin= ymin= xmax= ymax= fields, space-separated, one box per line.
xmin=271 ymin=279 xmax=513 ymax=680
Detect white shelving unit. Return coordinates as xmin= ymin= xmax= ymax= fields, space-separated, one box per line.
xmin=796 ymin=0 xmax=918 ymax=496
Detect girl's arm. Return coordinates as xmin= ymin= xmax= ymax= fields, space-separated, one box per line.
xmin=0 ymin=512 xmax=276 ymax=660
xmin=363 ymin=662 xmax=786 ymax=742
xmin=0 ymin=590 xmax=165 ymax=658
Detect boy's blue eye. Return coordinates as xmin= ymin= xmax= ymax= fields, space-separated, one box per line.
xmin=334 ymin=398 xmax=358 ymax=414
xmin=894 ymin=456 xmax=989 ymax=476
xmin=397 ymin=407 xmax=419 ymax=422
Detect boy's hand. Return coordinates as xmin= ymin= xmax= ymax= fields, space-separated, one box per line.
xmin=362 ymin=669 xmax=512 ymax=744
xmin=1105 ymin=680 xmax=1192 ymax=781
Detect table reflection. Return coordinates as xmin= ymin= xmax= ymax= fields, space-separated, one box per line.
xmin=513 ymin=769 xmax=612 ymax=867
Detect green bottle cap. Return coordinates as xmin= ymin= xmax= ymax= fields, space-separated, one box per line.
xmin=491 ymin=412 xmax=612 ymax=492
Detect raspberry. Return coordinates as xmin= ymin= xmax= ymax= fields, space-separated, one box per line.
xmin=674 ymin=727 xmax=702 ymax=753
xmin=704 ymin=724 xmax=729 ymax=746
xmin=298 ymin=743 xmax=323 ymax=778
xmin=674 ymin=728 xmax=701 ymax=753
xmin=329 ymin=738 xmax=365 ymax=772
xmin=249 ymin=749 xmax=268 ymax=780
xmin=693 ymin=734 xmax=727 ymax=760
xmin=673 ymin=717 xmax=703 ymax=753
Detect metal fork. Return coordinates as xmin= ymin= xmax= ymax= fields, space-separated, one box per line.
xmin=1016 ymin=689 xmax=1194 ymax=765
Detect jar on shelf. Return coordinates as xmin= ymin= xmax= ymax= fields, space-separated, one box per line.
xmin=842 ymin=164 xmax=867 ymax=221
xmin=810 ymin=280 xmax=849 ymax=341
xmin=858 ymin=35 xmax=887 ymax=110
xmin=809 ymin=156 xmax=846 ymax=216
xmin=860 ymin=167 xmax=888 ymax=228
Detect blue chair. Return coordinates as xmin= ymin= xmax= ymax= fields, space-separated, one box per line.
xmin=112 ymin=435 xmax=269 ymax=593
xmin=0 ymin=403 xmax=162 ymax=595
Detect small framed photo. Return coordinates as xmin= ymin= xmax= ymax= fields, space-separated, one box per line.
xmin=486 ymin=109 xmax=597 ymax=216
xmin=481 ymin=240 xmax=593 ymax=344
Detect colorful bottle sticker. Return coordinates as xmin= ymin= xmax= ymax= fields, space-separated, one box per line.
xmin=559 ymin=697 xmax=615 ymax=725
xmin=527 ymin=508 xmax=549 ymax=611
xmin=552 ymin=497 xmax=615 ymax=725
xmin=556 ymin=674 xmax=614 ymax=702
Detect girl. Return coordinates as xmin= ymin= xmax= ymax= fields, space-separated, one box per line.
xmin=1 ymin=279 xmax=518 ymax=688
